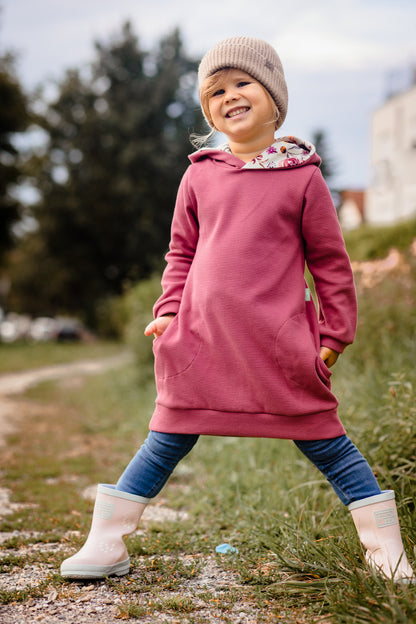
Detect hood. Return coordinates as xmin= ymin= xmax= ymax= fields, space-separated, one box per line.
xmin=189 ymin=135 xmax=321 ymax=170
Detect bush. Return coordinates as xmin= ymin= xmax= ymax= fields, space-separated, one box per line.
xmin=122 ymin=274 xmax=162 ymax=381
xmin=94 ymin=295 xmax=130 ymax=338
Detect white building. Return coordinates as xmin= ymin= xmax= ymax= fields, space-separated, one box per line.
xmin=338 ymin=190 xmax=364 ymax=230
xmin=365 ymin=84 xmax=416 ymax=225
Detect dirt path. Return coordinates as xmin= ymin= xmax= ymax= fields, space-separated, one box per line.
xmin=0 ymin=352 xmax=133 ymax=448
xmin=0 ymin=351 xmax=133 ymax=397
xmin=0 ymin=352 xmax=135 ymax=525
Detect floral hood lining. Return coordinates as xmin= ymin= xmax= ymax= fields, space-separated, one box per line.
xmin=217 ymin=135 xmax=317 ymax=169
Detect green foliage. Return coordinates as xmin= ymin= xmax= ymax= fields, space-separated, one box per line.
xmin=122 ymin=274 xmax=162 ymax=380
xmin=310 ymin=129 xmax=335 ymax=183
xmin=344 ymin=217 xmax=416 ymax=261
xmin=94 ymin=295 xmax=130 ymax=338
xmin=10 ymin=24 xmax=202 ymax=325
xmin=0 ymin=52 xmax=29 ymax=264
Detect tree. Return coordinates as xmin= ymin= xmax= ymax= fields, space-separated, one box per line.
xmin=0 ymin=53 xmax=28 ymax=265
xmin=311 ymin=129 xmax=336 ymax=183
xmin=11 ymin=24 xmax=202 ymax=324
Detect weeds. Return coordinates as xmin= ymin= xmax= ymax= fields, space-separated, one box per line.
xmin=0 ymin=553 xmax=26 ymax=572
xmin=0 ymin=579 xmax=52 ymax=605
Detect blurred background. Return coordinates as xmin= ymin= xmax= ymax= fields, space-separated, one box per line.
xmin=2 ymin=7 xmax=416 ymax=620
xmin=0 ymin=0 xmax=415 ymax=340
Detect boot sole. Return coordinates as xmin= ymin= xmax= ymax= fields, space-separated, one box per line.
xmin=60 ymin=558 xmax=130 ymax=579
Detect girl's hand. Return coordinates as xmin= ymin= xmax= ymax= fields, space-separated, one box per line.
xmin=319 ymin=346 xmax=339 ymax=368
xmin=144 ymin=314 xmax=175 ymax=339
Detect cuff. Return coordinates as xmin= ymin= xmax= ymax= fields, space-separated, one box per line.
xmin=320 ymin=337 xmax=347 ymax=354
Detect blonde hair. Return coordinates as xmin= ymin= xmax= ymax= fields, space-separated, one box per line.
xmin=191 ymin=69 xmax=280 ymax=149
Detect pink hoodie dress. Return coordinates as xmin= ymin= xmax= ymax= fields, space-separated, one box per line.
xmin=149 ymin=137 xmax=357 ymax=440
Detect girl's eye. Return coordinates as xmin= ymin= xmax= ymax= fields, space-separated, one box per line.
xmin=210 ymin=81 xmax=251 ymax=98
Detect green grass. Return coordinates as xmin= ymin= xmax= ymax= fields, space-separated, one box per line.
xmin=2 ymin=350 xmax=415 ymax=621
xmin=0 ymin=340 xmax=124 ymax=374
xmin=1 ymin=226 xmax=416 ymax=621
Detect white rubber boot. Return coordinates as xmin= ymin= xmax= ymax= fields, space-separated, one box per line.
xmin=348 ymin=490 xmax=415 ymax=582
xmin=61 ymin=484 xmax=149 ymax=579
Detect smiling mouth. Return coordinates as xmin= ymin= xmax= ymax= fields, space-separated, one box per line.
xmin=226 ymin=107 xmax=250 ymax=118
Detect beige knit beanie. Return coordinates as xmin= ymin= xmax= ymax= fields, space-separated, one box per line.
xmin=198 ymin=36 xmax=288 ymax=130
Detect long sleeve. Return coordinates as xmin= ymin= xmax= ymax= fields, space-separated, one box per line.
xmin=153 ymin=171 xmax=199 ymax=318
xmin=302 ymin=168 xmax=357 ymax=353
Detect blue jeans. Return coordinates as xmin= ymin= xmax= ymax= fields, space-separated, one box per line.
xmin=116 ymin=431 xmax=381 ymax=506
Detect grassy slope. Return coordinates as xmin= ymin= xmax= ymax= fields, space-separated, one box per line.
xmin=343 ymin=217 xmax=416 ymax=261
xmin=1 ymin=219 xmax=416 ymax=622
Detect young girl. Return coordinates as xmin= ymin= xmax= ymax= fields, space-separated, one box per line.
xmin=61 ymin=36 xmax=414 ymax=582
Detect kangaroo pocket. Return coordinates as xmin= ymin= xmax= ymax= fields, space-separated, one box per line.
xmin=153 ymin=315 xmax=202 ymax=380
xmin=275 ymin=312 xmax=332 ymax=391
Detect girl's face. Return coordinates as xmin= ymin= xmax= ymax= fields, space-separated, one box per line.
xmin=206 ymin=69 xmax=276 ymax=148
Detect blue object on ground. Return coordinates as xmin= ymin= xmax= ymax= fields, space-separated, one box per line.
xmin=215 ymin=543 xmax=238 ymax=554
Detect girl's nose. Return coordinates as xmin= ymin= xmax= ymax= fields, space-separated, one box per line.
xmin=224 ymin=89 xmax=238 ymax=103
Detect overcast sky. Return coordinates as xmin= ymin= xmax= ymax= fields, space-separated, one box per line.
xmin=1 ymin=0 xmax=416 ymax=188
